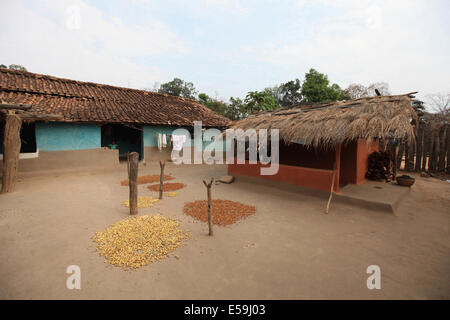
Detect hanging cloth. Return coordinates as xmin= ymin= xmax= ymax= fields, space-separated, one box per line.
xmin=157 ymin=133 xmax=162 ymax=151
xmin=162 ymin=134 xmax=167 ymax=148
xmin=172 ymin=135 xmax=186 ymax=151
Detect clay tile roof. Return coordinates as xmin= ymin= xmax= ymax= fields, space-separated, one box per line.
xmin=0 ymin=68 xmax=230 ymax=127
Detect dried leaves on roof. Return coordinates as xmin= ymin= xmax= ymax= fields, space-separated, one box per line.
xmin=228 ymin=93 xmax=417 ymax=148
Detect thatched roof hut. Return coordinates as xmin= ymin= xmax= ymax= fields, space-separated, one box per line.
xmin=229 ymin=93 xmax=418 ymax=149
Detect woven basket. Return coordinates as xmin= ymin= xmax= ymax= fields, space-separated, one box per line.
xmin=396 ymin=176 xmax=415 ymax=187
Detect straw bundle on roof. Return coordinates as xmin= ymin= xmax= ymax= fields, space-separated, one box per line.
xmin=229 ymin=93 xmax=417 ymax=149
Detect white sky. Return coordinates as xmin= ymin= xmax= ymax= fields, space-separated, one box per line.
xmin=0 ymin=0 xmax=449 ymax=102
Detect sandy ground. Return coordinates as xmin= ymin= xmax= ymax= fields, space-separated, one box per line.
xmin=0 ymin=163 xmax=449 ymax=300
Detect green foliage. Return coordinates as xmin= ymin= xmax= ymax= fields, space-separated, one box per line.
xmin=226 ymin=97 xmax=246 ymax=120
xmin=158 ymin=78 xmax=198 ymax=99
xmin=278 ymin=78 xmax=302 ymax=106
xmin=244 ymin=90 xmax=279 ymax=114
xmin=0 ymin=64 xmax=27 ymax=71
xmin=8 ymin=64 xmax=27 ymax=71
xmin=198 ymin=93 xmax=227 ymax=116
xmin=301 ymin=68 xmax=349 ymax=103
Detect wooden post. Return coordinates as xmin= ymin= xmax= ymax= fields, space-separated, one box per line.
xmin=326 ymin=163 xmax=336 ymax=214
xmin=1 ymin=114 xmax=22 ymax=193
xmin=422 ymin=126 xmax=430 ymax=172
xmin=405 ymin=139 xmax=415 ymax=172
xmin=128 ymin=152 xmax=139 ymax=215
xmin=325 ymin=144 xmax=341 ymax=214
xmin=421 ymin=127 xmax=428 ymax=172
xmin=397 ymin=141 xmax=404 ymax=171
xmin=159 ymin=160 xmax=165 ymax=200
xmin=446 ymin=125 xmax=450 ymax=174
xmin=392 ymin=141 xmax=398 ymax=179
xmin=438 ymin=124 xmax=446 ymax=172
xmin=203 ymin=178 xmax=214 ymax=236
xmin=333 ymin=144 xmax=341 ymax=193
xmin=430 ymin=126 xmax=438 ymax=173
xmin=415 ymin=123 xmax=423 ymax=172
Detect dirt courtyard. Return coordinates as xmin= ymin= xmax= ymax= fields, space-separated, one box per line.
xmin=0 ymin=163 xmax=449 ymax=299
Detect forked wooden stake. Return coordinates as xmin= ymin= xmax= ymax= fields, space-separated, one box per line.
xmin=202 ymin=178 xmax=214 ymax=236
xmin=159 ymin=160 xmax=166 ymax=200
xmin=128 ymin=152 xmax=139 ymax=215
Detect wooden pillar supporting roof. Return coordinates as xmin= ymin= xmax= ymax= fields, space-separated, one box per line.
xmin=333 ymin=144 xmax=341 ymax=193
xmin=1 ymin=101 xmax=62 ymax=193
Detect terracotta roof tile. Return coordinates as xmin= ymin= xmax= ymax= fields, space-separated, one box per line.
xmin=0 ymin=68 xmax=230 ymax=127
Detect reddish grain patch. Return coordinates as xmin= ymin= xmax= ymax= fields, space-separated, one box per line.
xmin=147 ymin=182 xmax=186 ymax=192
xmin=183 ymin=200 xmax=256 ymax=226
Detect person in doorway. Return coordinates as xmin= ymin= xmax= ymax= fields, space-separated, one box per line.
xmin=108 ymin=140 xmax=118 ymax=149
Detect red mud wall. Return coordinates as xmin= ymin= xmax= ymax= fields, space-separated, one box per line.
xmin=228 ymin=138 xmax=378 ymax=191
xmin=228 ymin=161 xmax=334 ymax=192
xmin=355 ymin=139 xmax=379 ymax=184
xmin=339 ymin=139 xmax=379 ymax=185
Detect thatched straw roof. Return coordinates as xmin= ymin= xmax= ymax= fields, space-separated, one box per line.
xmin=228 ymin=93 xmax=418 ymax=149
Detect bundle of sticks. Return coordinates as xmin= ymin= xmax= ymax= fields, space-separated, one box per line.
xmin=366 ymin=151 xmax=392 ymax=181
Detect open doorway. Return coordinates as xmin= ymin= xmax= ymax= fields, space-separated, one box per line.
xmin=0 ymin=122 xmax=38 ymax=157
xmin=101 ymin=124 xmax=143 ymax=161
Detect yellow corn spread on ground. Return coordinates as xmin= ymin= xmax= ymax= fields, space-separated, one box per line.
xmin=92 ymin=215 xmax=191 ymax=270
xmin=165 ymin=192 xmax=179 ymax=197
xmin=123 ymin=196 xmax=159 ymax=208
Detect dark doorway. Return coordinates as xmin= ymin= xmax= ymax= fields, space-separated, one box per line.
xmin=0 ymin=122 xmax=37 ymax=154
xmin=101 ymin=124 xmax=143 ymax=161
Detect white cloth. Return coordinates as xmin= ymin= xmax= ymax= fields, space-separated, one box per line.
xmin=172 ymin=135 xmax=186 ymax=151
xmin=157 ymin=133 xmax=162 ymax=151
xmin=162 ymin=134 xmax=167 ymax=148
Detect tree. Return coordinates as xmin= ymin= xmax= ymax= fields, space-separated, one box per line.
xmin=158 ymin=78 xmax=198 ymax=99
xmin=367 ymin=82 xmax=390 ymax=96
xmin=8 ymin=64 xmax=27 ymax=71
xmin=425 ymin=93 xmax=450 ymax=122
xmin=0 ymin=64 xmax=27 ymax=71
xmin=278 ymin=78 xmax=302 ymax=106
xmin=225 ymin=97 xmax=246 ymax=120
xmin=345 ymin=82 xmax=391 ymax=99
xmin=301 ymin=68 xmax=350 ymax=103
xmin=198 ymin=93 xmax=227 ymax=116
xmin=244 ymin=90 xmax=279 ymax=114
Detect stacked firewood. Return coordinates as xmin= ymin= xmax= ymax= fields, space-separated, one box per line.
xmin=366 ymin=151 xmax=392 ymax=181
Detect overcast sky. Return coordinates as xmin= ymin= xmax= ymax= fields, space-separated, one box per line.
xmin=0 ymin=0 xmax=449 ymax=101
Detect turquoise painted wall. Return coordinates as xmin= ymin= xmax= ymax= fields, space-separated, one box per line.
xmin=36 ymin=123 xmax=101 ymax=151
xmin=143 ymin=126 xmax=228 ymax=151
xmin=143 ymin=126 xmax=192 ymax=147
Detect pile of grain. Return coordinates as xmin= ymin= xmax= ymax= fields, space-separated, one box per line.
xmin=123 ymin=196 xmax=159 ymax=208
xmin=183 ymin=200 xmax=256 ymax=226
xmin=92 ymin=215 xmax=191 ymax=270
xmin=120 ymin=175 xmax=174 ymax=186
xmin=147 ymin=182 xmax=186 ymax=192
xmin=165 ymin=192 xmax=179 ymax=197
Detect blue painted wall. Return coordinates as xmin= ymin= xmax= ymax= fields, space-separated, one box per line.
xmin=36 ymin=123 xmax=101 ymax=151
xmin=34 ymin=123 xmax=226 ymax=153
xmin=143 ymin=126 xmax=228 ymax=151
xmin=143 ymin=126 xmax=191 ymax=147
